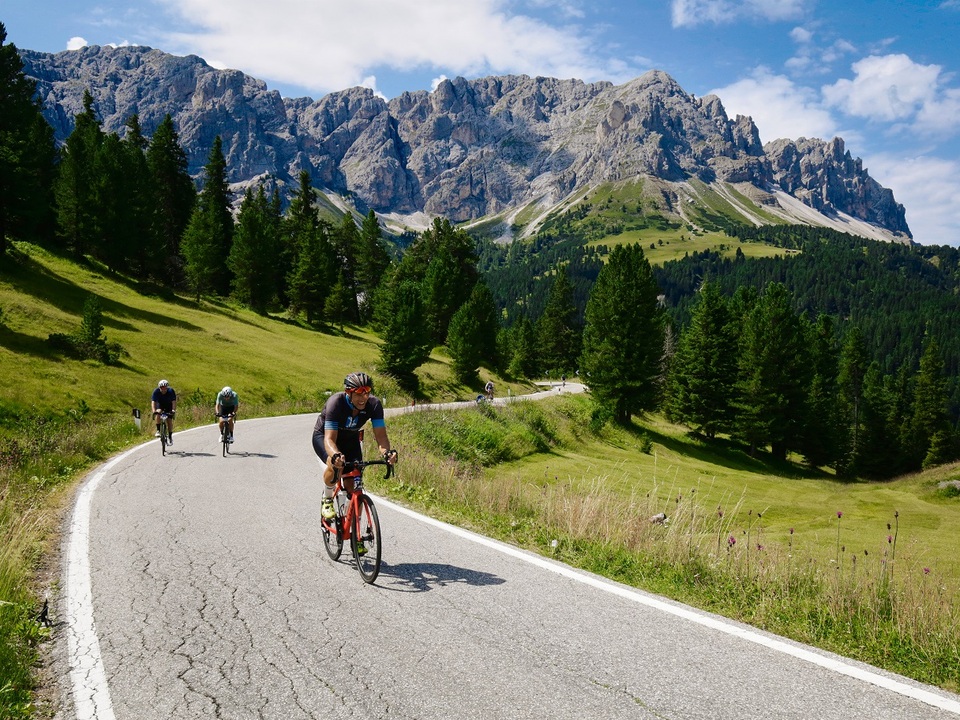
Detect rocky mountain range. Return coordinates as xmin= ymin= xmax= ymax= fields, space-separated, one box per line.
xmin=19 ymin=44 xmax=912 ymax=243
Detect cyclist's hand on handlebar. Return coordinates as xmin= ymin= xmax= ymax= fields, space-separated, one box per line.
xmin=384 ymin=449 xmax=398 ymax=464
xmin=331 ymin=452 xmax=345 ymax=468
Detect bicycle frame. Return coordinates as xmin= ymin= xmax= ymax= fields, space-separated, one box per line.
xmin=158 ymin=412 xmax=171 ymax=455
xmin=320 ymin=458 xmax=393 ymax=583
xmin=218 ymin=412 xmax=234 ymax=456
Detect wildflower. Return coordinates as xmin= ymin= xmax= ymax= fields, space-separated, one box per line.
xmin=888 ymin=535 xmax=893 ymax=543
xmin=728 ymin=535 xmax=736 ymax=547
xmin=923 ymin=567 xmax=931 ymax=575
xmin=789 ymin=528 xmax=794 ymax=535
xmin=837 ymin=511 xmax=843 ymax=518
xmin=757 ymin=544 xmax=763 ymax=551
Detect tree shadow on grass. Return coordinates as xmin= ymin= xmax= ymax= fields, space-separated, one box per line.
xmin=2 ymin=249 xmax=202 ymax=331
xmin=620 ymin=419 xmax=832 ymax=481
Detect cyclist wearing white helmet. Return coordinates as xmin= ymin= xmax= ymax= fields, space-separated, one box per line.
xmin=216 ymin=386 xmax=239 ymax=443
xmin=312 ymin=372 xmax=397 ymax=519
xmin=151 ymin=379 xmax=177 ymax=444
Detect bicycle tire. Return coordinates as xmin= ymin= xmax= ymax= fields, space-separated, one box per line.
xmin=352 ymin=494 xmax=381 ymax=583
xmin=160 ymin=421 xmax=167 ymax=456
xmin=221 ymin=424 xmax=228 ymax=456
xmin=322 ymin=513 xmax=343 ymax=561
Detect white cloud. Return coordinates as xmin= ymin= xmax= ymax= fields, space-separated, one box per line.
xmin=867 ymin=152 xmax=960 ymax=246
xmin=671 ymin=0 xmax=808 ymax=28
xmin=67 ymin=36 xmax=88 ymax=51
xmin=822 ymin=54 xmax=940 ymax=122
xmin=157 ymin=0 xmax=639 ymax=97
xmin=709 ymin=67 xmax=842 ymax=144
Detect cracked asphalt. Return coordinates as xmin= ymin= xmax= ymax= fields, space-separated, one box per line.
xmin=50 ymin=403 xmax=960 ymax=719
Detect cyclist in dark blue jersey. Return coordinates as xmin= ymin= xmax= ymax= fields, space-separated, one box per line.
xmin=312 ymin=372 xmax=397 ymax=519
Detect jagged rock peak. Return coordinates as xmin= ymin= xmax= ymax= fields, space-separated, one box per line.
xmin=18 ymin=44 xmax=910 ymax=239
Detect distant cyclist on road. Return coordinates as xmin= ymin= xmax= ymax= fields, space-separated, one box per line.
xmin=484 ymin=380 xmax=494 ymax=401
xmin=151 ymin=379 xmax=177 ymax=445
xmin=312 ymin=372 xmax=397 ymax=520
xmin=216 ymin=386 xmax=239 ymax=443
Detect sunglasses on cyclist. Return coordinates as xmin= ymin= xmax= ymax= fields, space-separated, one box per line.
xmin=349 ymin=386 xmax=371 ymax=395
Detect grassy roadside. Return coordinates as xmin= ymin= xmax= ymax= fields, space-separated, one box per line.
xmin=376 ymin=394 xmax=960 ymax=692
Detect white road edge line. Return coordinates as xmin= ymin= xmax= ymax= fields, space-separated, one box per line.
xmin=374 ymin=494 xmax=960 ymax=716
xmin=66 ymin=424 xmax=206 ymax=720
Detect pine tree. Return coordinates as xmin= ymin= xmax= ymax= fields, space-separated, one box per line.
xmin=536 ymin=265 xmax=581 ymax=375
xmin=379 ymin=280 xmax=432 ymax=389
xmin=910 ymin=331 xmax=953 ymax=468
xmin=54 ymin=91 xmax=103 ymax=258
xmin=287 ymin=221 xmax=337 ymax=326
xmin=324 ymin=271 xmax=355 ymax=330
xmin=734 ymin=282 xmax=811 ymax=460
xmin=667 ymin=280 xmax=738 ymax=439
xmin=580 ymin=244 xmax=664 ymax=424
xmin=121 ymin=115 xmax=155 ymax=277
xmin=447 ymin=281 xmax=498 ymax=382
xmin=181 ymin=137 xmax=233 ymax=299
xmin=356 ymin=209 xmax=391 ymax=321
xmin=229 ymin=186 xmax=279 ymax=313
xmin=799 ymin=314 xmax=844 ymax=468
xmin=0 ymin=25 xmax=56 ymax=253
xmin=507 ymin=315 xmax=537 ymax=379
xmin=397 ymin=218 xmax=478 ymax=345
xmin=146 ymin=114 xmax=195 ymax=282
xmin=837 ymin=326 xmax=870 ymax=475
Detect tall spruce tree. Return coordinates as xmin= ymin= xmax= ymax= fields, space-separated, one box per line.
xmin=734 ymin=282 xmax=811 ymax=460
xmin=55 ymin=91 xmax=103 ymax=258
xmin=146 ymin=114 xmax=195 ymax=282
xmin=181 ymin=137 xmax=233 ymax=299
xmin=120 ymin=115 xmax=154 ymax=276
xmin=507 ymin=315 xmax=537 ymax=379
xmin=580 ymin=244 xmax=664 ymax=424
xmin=287 ymin=220 xmax=337 ymax=326
xmin=799 ymin=314 xmax=844 ymax=468
xmin=536 ymin=265 xmax=581 ymax=375
xmin=356 ymin=210 xmax=391 ymax=322
xmin=0 ymin=25 xmax=56 ymax=254
xmin=837 ymin=325 xmax=870 ymax=476
xmin=667 ymin=280 xmax=738 ymax=438
xmin=447 ymin=281 xmax=499 ymax=382
xmin=229 ymin=186 xmax=279 ymax=313
xmin=910 ymin=332 xmax=953 ymax=468
xmin=397 ymin=218 xmax=478 ymax=345
xmin=379 ymin=280 xmax=432 ymax=389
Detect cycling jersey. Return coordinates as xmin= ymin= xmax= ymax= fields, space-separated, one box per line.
xmin=151 ymin=386 xmax=177 ymax=411
xmin=311 ymin=391 xmax=385 ymax=462
xmin=217 ymin=389 xmax=238 ymax=410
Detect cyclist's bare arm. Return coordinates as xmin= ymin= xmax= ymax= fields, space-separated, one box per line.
xmin=372 ymin=426 xmax=396 ymax=464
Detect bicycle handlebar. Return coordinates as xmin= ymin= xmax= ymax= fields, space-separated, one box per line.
xmin=341 ymin=457 xmax=395 ymax=479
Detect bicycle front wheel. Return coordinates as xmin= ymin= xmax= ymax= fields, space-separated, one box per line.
xmin=221 ymin=426 xmax=228 ymax=456
xmin=352 ymin=494 xmax=381 ymax=583
xmin=160 ymin=423 xmax=167 ymax=456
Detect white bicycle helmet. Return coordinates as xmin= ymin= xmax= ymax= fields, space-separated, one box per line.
xmin=158 ymin=379 xmax=169 ymax=388
xmin=222 ymin=386 xmax=232 ymax=395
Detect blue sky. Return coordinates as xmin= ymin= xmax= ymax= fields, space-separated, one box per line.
xmin=4 ymin=0 xmax=960 ymax=246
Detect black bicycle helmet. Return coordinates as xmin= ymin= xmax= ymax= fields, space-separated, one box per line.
xmin=344 ymin=371 xmax=373 ymax=392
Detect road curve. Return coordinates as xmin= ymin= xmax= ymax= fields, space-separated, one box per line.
xmin=51 ymin=393 xmax=960 ymax=719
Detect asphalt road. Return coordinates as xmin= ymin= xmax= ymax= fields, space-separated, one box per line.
xmin=51 ymin=395 xmax=960 ymax=719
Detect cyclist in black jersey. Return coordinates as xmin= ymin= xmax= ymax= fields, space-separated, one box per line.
xmin=312 ymin=372 xmax=397 ymax=519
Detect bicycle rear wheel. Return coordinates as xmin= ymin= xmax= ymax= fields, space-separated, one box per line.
xmin=352 ymin=494 xmax=381 ymax=583
xmin=322 ymin=514 xmax=343 ymax=560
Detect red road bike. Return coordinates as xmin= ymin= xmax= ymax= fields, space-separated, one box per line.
xmin=320 ymin=456 xmax=394 ymax=583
